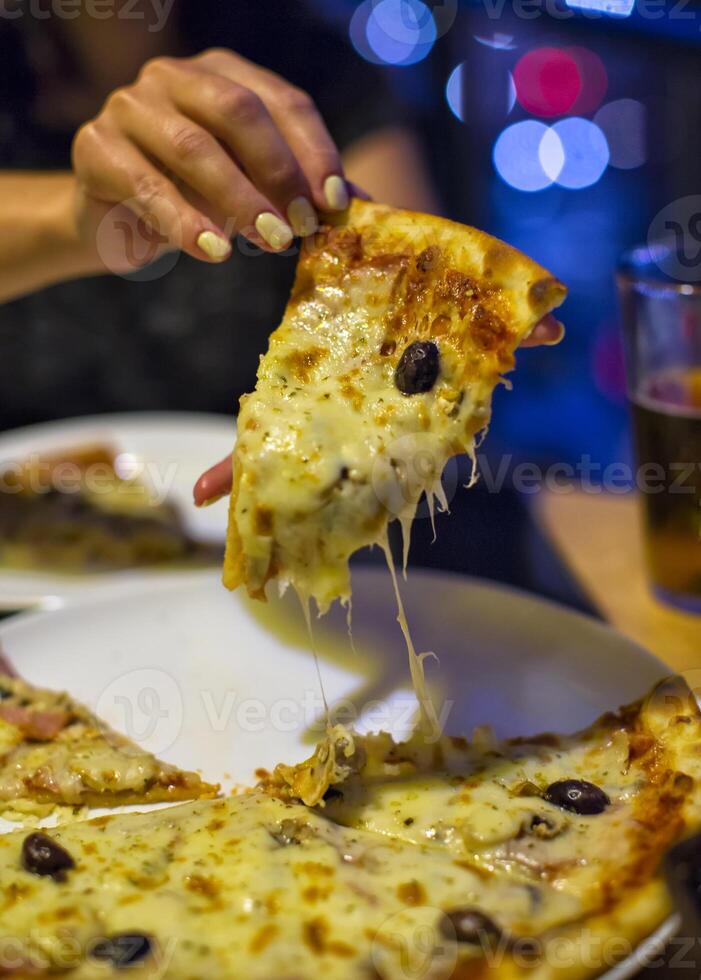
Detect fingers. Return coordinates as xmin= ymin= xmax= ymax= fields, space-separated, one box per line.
xmin=194 ymin=457 xmax=233 ymax=507
xmin=73 ymin=121 xmax=232 ymax=263
xmin=520 ymin=314 xmax=565 ymax=348
xmin=198 ymin=51 xmax=348 ymax=217
xmin=109 ymin=94 xmax=294 ymax=253
xmin=76 ymin=50 xmax=353 ymax=267
xmin=172 ymin=77 xmax=318 ymax=239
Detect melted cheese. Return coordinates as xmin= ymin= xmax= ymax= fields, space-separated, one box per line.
xmin=224 ymin=202 xmax=566 ymax=729
xmin=1 ymin=683 xmax=698 ymax=979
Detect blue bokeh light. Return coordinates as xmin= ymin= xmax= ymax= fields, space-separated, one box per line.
xmin=447 ymin=63 xmax=517 ymax=123
xmin=445 ymin=62 xmax=465 ymax=121
xmin=473 ymin=32 xmax=517 ymax=51
xmin=352 ymin=0 xmax=436 ymax=66
xmin=548 ymin=117 xmax=609 ymax=189
xmin=493 ymin=121 xmax=554 ymax=192
xmin=564 ymin=0 xmax=634 ymax=16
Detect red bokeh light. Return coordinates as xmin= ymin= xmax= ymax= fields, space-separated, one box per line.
xmin=513 ymin=47 xmax=582 ymax=118
xmin=568 ymin=47 xmax=608 ymax=115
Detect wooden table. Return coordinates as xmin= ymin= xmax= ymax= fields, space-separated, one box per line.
xmin=536 ymin=490 xmax=699 ymax=673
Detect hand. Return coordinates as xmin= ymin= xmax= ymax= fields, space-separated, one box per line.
xmin=193 ymin=314 xmax=565 ymax=507
xmin=71 ymin=48 xmax=348 ymax=272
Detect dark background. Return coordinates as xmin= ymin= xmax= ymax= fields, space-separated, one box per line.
xmin=2 ymin=0 xmax=700 ymax=608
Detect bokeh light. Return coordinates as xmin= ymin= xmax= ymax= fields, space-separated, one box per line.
xmin=507 ymin=72 xmax=517 ymax=114
xmin=351 ymin=0 xmax=436 ymax=66
xmin=564 ymin=0 xmax=635 ymax=16
xmin=513 ymin=47 xmax=581 ymax=118
xmin=547 ymin=118 xmax=609 ymax=189
xmin=473 ymin=32 xmax=516 ymax=51
xmin=594 ymin=99 xmax=646 ymax=169
xmin=568 ymin=47 xmax=608 ymax=115
xmin=494 ymin=119 xmax=610 ymax=193
xmin=446 ymin=62 xmax=516 ymax=121
xmin=445 ymin=62 xmax=465 ymax=122
xmin=539 ymin=128 xmax=565 ymax=183
xmin=493 ymin=121 xmax=554 ymax=193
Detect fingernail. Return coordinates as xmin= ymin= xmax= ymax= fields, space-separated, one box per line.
xmin=195 ymin=493 xmax=224 ymax=508
xmin=255 ymin=212 xmax=294 ymax=250
xmin=287 ymin=196 xmax=319 ymax=237
xmin=544 ymin=320 xmax=566 ymax=346
xmin=197 ymin=231 xmax=231 ymax=261
xmin=323 ymin=175 xmax=349 ymax=211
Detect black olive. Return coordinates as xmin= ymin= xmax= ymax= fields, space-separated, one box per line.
xmin=21 ymin=832 xmax=75 ymax=880
xmin=90 ymin=934 xmax=152 ymax=968
xmin=439 ymin=908 xmax=501 ymax=946
xmin=544 ymin=779 xmax=610 ymax=815
xmin=394 ymin=341 xmax=440 ymax=395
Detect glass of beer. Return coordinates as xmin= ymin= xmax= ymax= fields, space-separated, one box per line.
xmin=617 ymin=242 xmax=701 ymax=614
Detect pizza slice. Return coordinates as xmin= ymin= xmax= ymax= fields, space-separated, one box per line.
xmin=0 ymin=677 xmax=696 ymax=979
xmin=224 ymin=200 xmax=566 ymax=613
xmin=0 ymin=660 xmax=218 ymax=810
xmin=0 ymin=443 xmax=220 ymax=573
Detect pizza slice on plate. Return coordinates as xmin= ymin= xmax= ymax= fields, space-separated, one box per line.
xmin=0 ymin=443 xmax=220 ymax=574
xmin=0 ymin=660 xmax=217 ymax=811
xmin=224 ymin=200 xmax=566 ymax=613
xmin=0 ymin=677 xmax=696 ymax=979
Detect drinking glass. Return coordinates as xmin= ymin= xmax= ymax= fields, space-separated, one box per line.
xmin=617 ymin=242 xmax=701 ymax=614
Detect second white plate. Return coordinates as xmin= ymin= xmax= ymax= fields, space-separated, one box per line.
xmin=0 ymin=412 xmax=235 ymax=611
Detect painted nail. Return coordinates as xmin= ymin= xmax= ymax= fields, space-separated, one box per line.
xmin=195 ymin=493 xmax=224 ymax=508
xmin=323 ymin=175 xmax=349 ymax=211
xmin=287 ymin=197 xmax=319 ymax=237
xmin=544 ymin=320 xmax=566 ymax=346
xmin=255 ymin=212 xmax=294 ymax=251
xmin=197 ymin=231 xmax=231 ymax=261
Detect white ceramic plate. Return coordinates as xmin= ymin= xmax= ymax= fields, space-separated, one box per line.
xmin=0 ymin=569 xmax=675 ymax=976
xmin=0 ymin=412 xmax=235 ymax=611
xmin=0 ymin=567 xmax=667 ymax=789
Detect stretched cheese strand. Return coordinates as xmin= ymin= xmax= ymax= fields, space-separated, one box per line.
xmin=297 ymin=591 xmax=331 ymax=731
xmin=380 ymin=533 xmax=441 ymax=741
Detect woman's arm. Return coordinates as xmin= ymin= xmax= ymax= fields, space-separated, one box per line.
xmin=342 ymin=125 xmax=441 ymax=215
xmin=0 ymin=173 xmax=99 ymax=304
